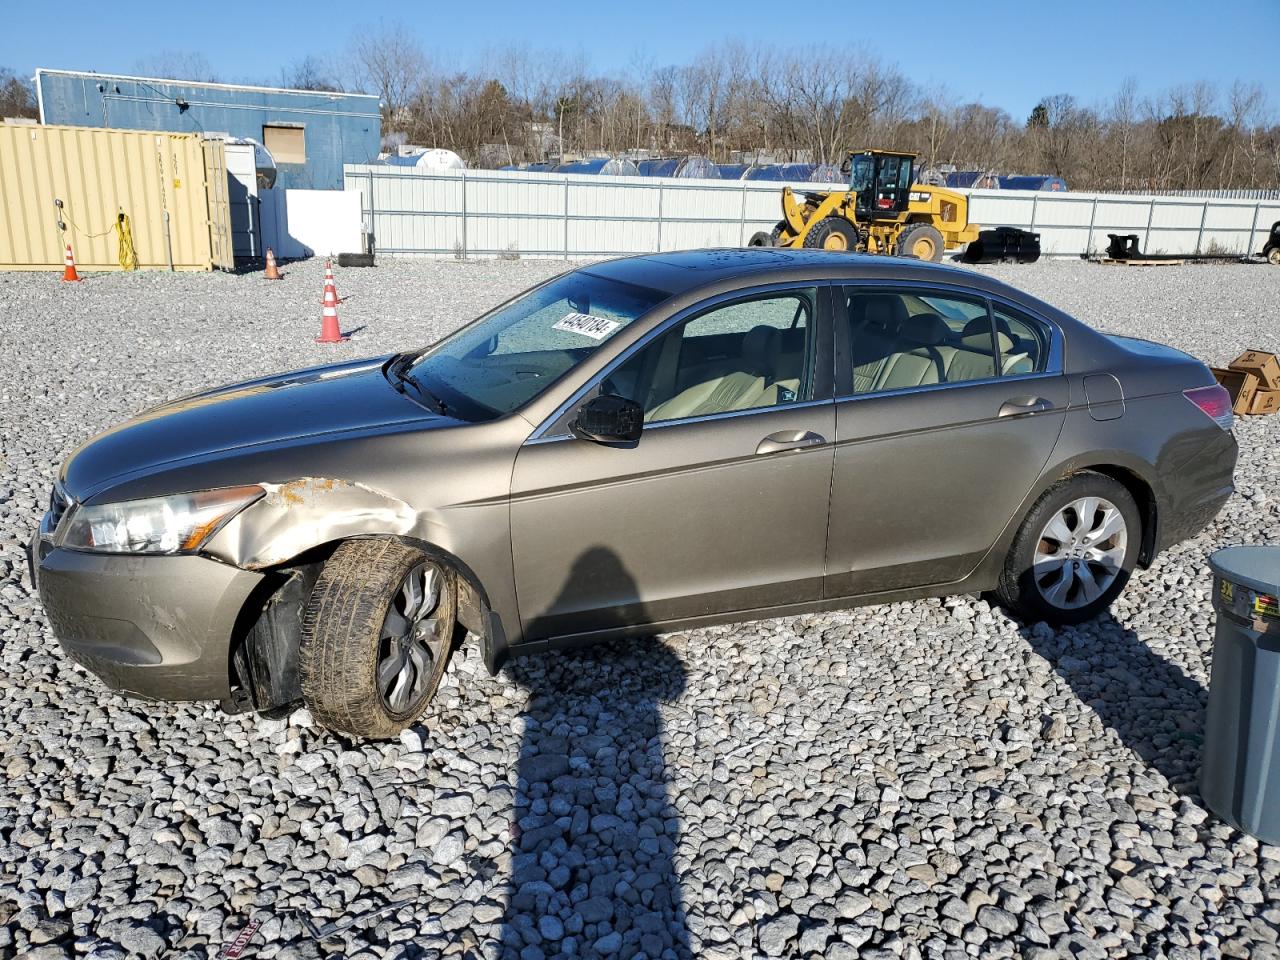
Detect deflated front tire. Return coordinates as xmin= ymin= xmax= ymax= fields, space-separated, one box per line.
xmin=299 ymin=538 xmax=457 ymax=738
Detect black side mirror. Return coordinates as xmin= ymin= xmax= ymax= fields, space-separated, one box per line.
xmin=569 ymin=394 xmax=643 ymax=444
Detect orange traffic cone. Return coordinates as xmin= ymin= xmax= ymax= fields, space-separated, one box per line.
xmin=322 ymin=259 xmax=341 ymax=302
xmin=264 ymin=248 xmax=282 ymax=280
xmin=316 ymin=270 xmax=345 ymax=343
xmin=62 ymin=244 xmax=81 ymax=282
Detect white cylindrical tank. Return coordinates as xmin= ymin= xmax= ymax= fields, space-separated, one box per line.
xmin=385 ymin=148 xmax=466 ymax=171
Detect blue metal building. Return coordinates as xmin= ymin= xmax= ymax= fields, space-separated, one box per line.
xmin=35 ymin=68 xmax=381 ymax=189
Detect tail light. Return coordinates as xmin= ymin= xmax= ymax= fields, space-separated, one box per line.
xmin=1184 ymin=384 xmax=1233 ymax=430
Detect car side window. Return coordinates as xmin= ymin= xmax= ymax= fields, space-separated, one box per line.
xmin=844 ymin=289 xmax=998 ymax=395
xmin=992 ymin=304 xmax=1051 ymax=375
xmin=604 ymin=289 xmax=816 ymax=424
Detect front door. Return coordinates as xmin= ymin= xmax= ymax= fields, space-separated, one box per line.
xmin=825 ymin=286 xmax=1068 ymax=597
xmin=510 ymin=286 xmax=835 ymax=643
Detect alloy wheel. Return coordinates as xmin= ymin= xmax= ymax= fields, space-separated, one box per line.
xmin=1032 ymin=496 xmax=1128 ymax=610
xmin=377 ymin=562 xmax=447 ymax=714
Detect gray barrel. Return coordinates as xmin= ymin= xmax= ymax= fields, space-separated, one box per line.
xmin=1201 ymin=546 xmax=1280 ymax=844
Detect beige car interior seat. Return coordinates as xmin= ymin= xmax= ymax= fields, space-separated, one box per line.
xmin=646 ymin=324 xmax=802 ymax=422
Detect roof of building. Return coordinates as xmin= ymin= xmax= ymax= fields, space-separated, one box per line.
xmin=35 ymin=67 xmax=379 ymax=101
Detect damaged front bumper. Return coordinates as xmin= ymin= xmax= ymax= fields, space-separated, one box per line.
xmin=30 ymin=532 xmax=264 ymax=701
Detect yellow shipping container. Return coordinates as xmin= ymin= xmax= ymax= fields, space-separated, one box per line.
xmin=0 ymin=122 xmax=233 ymax=271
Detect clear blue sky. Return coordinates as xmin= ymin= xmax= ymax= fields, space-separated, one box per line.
xmin=4 ymin=0 xmax=1277 ymax=121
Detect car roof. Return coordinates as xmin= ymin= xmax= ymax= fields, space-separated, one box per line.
xmin=584 ymin=247 xmax=1022 ymax=301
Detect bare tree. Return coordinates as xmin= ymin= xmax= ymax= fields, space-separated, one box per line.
xmin=0 ymin=67 xmax=36 ymax=118
xmin=350 ymin=23 xmax=430 ymax=131
xmin=133 ymin=51 xmax=219 ymax=83
xmin=284 ymin=55 xmax=344 ymax=93
xmin=1109 ymin=77 xmax=1138 ymax=190
xmin=316 ymin=26 xmax=1280 ymax=190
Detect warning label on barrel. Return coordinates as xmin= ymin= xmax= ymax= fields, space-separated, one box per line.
xmin=553 ymin=312 xmax=621 ymax=340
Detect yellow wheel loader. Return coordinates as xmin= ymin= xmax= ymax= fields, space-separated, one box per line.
xmin=749 ymin=149 xmax=981 ymax=262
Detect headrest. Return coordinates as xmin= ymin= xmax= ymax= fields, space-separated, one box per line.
xmin=743 ymin=325 xmax=779 ymax=371
xmin=856 ymin=295 xmax=907 ymax=332
xmin=959 ymin=316 xmax=1014 ymax=353
xmin=961 ymin=331 xmax=1014 ymax=353
xmin=962 ymin=315 xmax=1014 ymax=338
xmin=900 ymin=312 xmax=949 ymax=347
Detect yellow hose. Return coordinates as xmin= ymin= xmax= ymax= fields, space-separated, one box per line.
xmin=116 ymin=212 xmax=137 ymax=271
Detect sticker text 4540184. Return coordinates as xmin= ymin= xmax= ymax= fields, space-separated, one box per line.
xmin=552 ymin=313 xmax=621 ymax=341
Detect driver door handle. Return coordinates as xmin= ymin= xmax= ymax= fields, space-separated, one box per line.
xmin=998 ymin=396 xmax=1054 ymax=418
xmin=756 ymin=430 xmax=826 ymax=455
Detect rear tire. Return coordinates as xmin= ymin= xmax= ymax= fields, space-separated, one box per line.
xmin=996 ymin=472 xmax=1140 ymax=625
xmin=802 ymin=217 xmax=859 ymax=252
xmin=300 ymin=538 xmax=457 ymax=738
xmin=748 ymin=231 xmax=775 ymax=247
xmin=897 ymin=223 xmax=945 ymax=262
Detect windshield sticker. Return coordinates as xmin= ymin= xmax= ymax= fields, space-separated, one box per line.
xmin=553 ymin=312 xmax=621 ymax=341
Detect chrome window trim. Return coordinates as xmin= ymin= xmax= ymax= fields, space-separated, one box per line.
xmin=834 ymin=278 xmax=1065 ymax=403
xmin=524 ymin=397 xmax=833 ymax=446
xmin=833 ymin=369 xmax=1059 ymax=406
xmin=526 ymin=279 xmax=839 ymax=443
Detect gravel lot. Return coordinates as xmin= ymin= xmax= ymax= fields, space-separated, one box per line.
xmin=2 ymin=256 xmax=1279 ymax=960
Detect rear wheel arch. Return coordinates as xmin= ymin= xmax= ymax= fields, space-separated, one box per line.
xmin=978 ymin=455 xmax=1161 ymax=584
xmin=1076 ymin=464 xmax=1158 ymax=567
xmin=996 ymin=469 xmax=1143 ymax=623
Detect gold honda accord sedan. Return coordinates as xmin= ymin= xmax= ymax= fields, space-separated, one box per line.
xmin=30 ymin=249 xmax=1236 ymax=737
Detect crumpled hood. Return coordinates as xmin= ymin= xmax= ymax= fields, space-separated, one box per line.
xmin=61 ymin=356 xmax=447 ymax=500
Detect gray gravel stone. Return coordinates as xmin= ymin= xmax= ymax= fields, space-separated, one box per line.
xmin=2 ymin=260 xmax=1278 ymax=959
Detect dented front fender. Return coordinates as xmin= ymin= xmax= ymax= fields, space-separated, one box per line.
xmin=205 ymin=477 xmax=428 ymax=569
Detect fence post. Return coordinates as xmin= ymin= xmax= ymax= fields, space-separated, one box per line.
xmin=1029 ymin=194 xmax=1038 ymax=232
xmin=656 ymin=183 xmax=664 ymax=253
xmin=1143 ymin=198 xmax=1155 ymax=254
xmin=367 ymin=170 xmax=376 ymax=255
xmin=460 ymin=170 xmax=468 ymax=259
xmin=739 ymin=183 xmax=748 ymax=246
xmin=564 ymin=177 xmax=570 ymax=261
xmin=1246 ymin=202 xmax=1262 ymax=256
xmin=1195 ymin=201 xmax=1210 ymax=256
xmin=1084 ymin=196 xmax=1098 ymax=258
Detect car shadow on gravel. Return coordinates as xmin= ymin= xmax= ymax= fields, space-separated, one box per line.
xmin=499 ymin=547 xmax=692 ymax=960
xmin=1018 ymin=612 xmax=1207 ymax=794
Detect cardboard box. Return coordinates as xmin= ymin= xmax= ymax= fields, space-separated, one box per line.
xmin=1228 ymin=350 xmax=1280 ymax=389
xmin=1248 ymin=389 xmax=1280 ymax=416
xmin=1213 ymin=367 xmax=1260 ymax=415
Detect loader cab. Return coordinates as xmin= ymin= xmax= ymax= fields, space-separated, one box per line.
xmin=845 ymin=150 xmax=916 ymax=220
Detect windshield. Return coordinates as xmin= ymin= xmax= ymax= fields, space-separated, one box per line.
xmin=849 ymin=154 xmax=875 ymax=193
xmin=405 ymin=271 xmax=668 ymax=420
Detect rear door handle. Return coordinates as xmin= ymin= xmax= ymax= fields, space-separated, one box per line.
xmin=998 ymin=396 xmax=1053 ymax=418
xmin=756 ymin=430 xmax=826 ymax=455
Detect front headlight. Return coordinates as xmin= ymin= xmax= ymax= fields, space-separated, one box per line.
xmin=58 ymin=486 xmax=264 ymax=555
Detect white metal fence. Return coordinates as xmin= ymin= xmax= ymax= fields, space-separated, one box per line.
xmin=344 ymin=164 xmax=1280 ymax=261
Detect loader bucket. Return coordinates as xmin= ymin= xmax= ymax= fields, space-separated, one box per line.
xmin=963 ymin=227 xmax=1042 ymax=264
xmin=1106 ymin=234 xmax=1143 ymax=260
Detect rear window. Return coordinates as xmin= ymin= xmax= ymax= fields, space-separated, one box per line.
xmin=992 ymin=304 xmax=1051 ymax=375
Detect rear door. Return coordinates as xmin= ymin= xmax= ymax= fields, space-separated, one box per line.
xmin=825 ymin=284 xmax=1068 ymax=597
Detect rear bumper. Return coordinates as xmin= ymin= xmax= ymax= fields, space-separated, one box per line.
xmin=31 ymin=534 xmax=263 ymax=701
xmin=1156 ymin=429 xmax=1238 ymax=552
